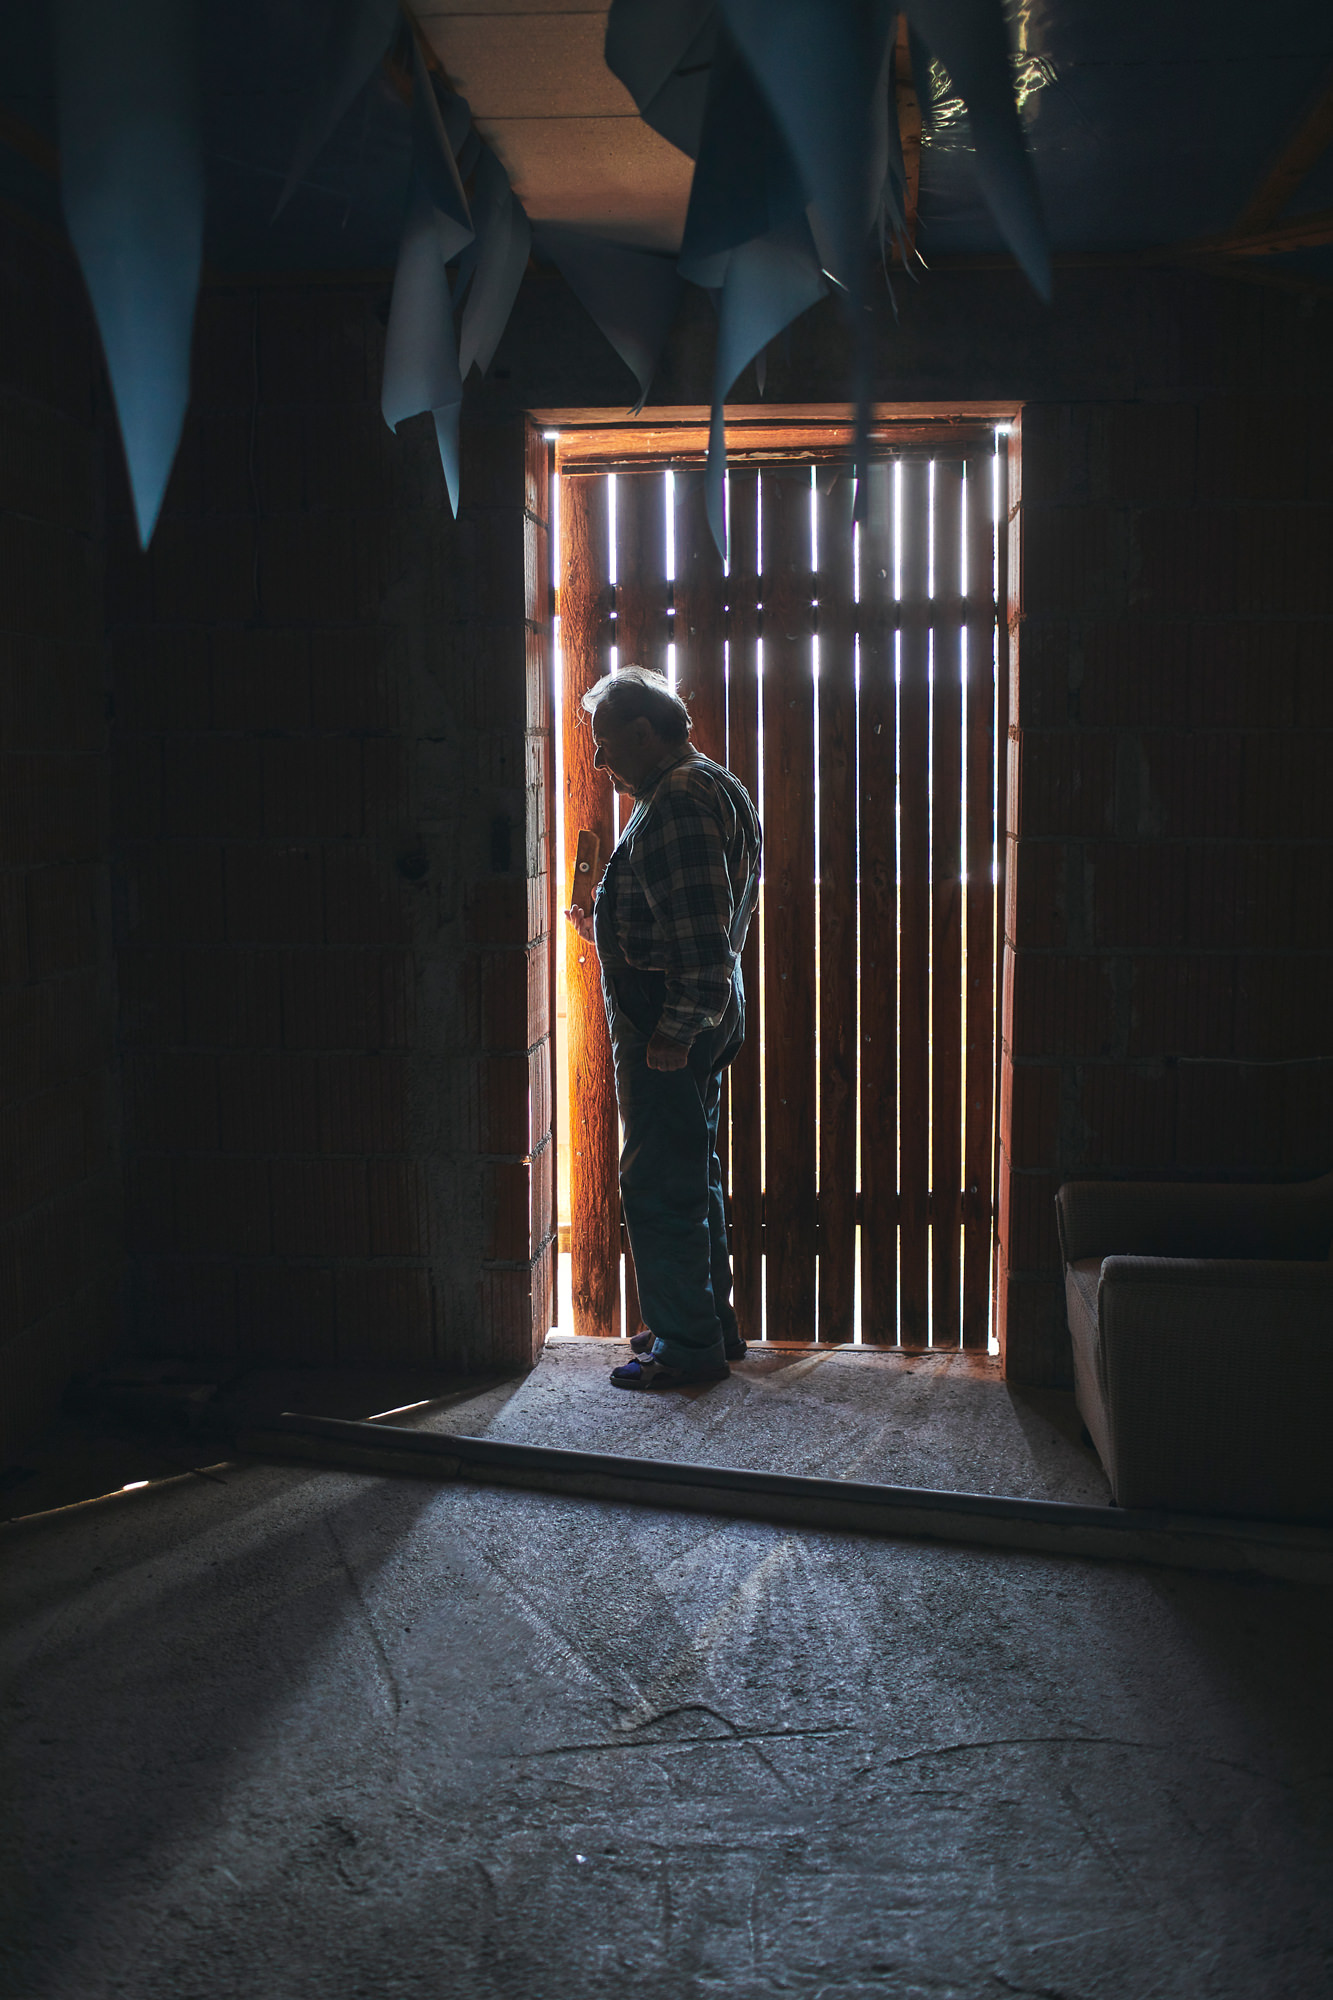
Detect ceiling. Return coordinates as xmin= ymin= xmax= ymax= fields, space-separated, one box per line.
xmin=1 ymin=1 xmax=1331 ymax=279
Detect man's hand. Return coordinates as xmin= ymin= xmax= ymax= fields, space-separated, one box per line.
xmin=646 ymin=1029 xmax=690 ymax=1072
xmin=564 ymin=905 xmax=595 ymax=943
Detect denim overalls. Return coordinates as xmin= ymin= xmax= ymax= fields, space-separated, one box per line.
xmin=593 ymin=766 xmax=757 ymax=1371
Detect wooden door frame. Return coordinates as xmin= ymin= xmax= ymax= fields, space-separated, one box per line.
xmin=542 ymin=402 xmax=1020 ymax=1350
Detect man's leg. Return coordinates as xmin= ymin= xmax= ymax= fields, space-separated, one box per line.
xmin=610 ymin=1001 xmax=727 ymax=1374
xmin=702 ymin=1067 xmax=744 ymax=1359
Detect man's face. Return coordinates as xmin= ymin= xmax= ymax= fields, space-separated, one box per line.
xmin=591 ymin=711 xmax=656 ymax=795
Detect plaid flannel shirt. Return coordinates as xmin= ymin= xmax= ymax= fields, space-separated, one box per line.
xmin=597 ymin=752 xmax=762 ymax=1046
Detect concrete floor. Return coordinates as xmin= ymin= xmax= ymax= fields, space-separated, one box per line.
xmin=3 ymin=1340 xmax=1331 ymax=1998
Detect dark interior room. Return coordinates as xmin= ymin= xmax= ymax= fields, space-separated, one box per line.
xmin=2 ymin=2 xmax=1331 ymax=1994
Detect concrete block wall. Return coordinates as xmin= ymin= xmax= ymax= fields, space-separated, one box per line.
xmin=110 ymin=285 xmax=553 ymax=1377
xmin=0 ymin=214 xmax=119 ymax=1453
xmin=999 ymin=368 xmax=1333 ymax=1382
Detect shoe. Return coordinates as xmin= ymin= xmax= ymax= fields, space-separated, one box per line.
xmin=631 ymin=1326 xmax=747 ymax=1362
xmin=610 ymin=1356 xmax=730 ymax=1391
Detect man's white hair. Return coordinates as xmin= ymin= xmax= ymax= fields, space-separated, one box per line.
xmin=581 ymin=665 xmax=692 ymax=743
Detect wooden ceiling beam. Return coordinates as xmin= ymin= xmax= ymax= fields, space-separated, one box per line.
xmin=1234 ymin=61 xmax=1333 ymax=235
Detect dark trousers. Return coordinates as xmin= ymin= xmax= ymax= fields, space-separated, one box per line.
xmin=602 ymin=968 xmax=743 ymax=1371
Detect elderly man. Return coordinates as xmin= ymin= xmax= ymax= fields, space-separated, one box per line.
xmin=565 ymin=665 xmax=762 ymax=1389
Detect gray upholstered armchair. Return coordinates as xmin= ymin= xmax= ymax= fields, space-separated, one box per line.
xmin=1055 ymin=1172 xmax=1333 ymax=1521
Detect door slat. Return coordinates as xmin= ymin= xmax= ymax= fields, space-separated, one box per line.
xmin=816 ymin=467 xmax=858 ymax=1341
xmin=762 ymin=472 xmax=818 ymax=1337
xmin=931 ymin=463 xmax=964 ymax=1346
xmin=963 ymin=451 xmax=998 ymax=1347
xmin=726 ymin=472 xmax=764 ymax=1345
xmin=897 ymin=458 xmax=931 ymax=1349
xmin=560 ymin=476 xmax=620 ymax=1338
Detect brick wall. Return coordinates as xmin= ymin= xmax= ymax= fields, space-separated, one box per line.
xmin=110 ymin=286 xmax=553 ymax=1378
xmin=999 ymin=371 xmax=1333 ymax=1383
xmin=0 ymin=214 xmax=119 ymax=1454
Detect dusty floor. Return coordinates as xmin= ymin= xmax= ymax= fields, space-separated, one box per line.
xmin=3 ymin=1340 xmax=1331 ymax=1998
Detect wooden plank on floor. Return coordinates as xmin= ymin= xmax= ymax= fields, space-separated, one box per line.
xmin=963 ymin=450 xmax=999 ymax=1349
xmin=930 ymin=462 xmax=964 ymax=1347
xmin=726 ymin=471 xmax=763 ymax=1345
xmin=858 ymin=461 xmax=898 ymax=1344
xmin=560 ymin=474 xmax=620 ymax=1338
xmin=898 ymin=456 xmax=931 ymax=1349
xmin=761 ymin=470 xmax=818 ymax=1340
xmin=816 ymin=465 xmax=857 ymax=1342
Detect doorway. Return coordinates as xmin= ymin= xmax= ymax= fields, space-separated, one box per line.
xmin=549 ymin=410 xmax=1010 ymax=1350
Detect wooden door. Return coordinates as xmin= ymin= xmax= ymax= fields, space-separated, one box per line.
xmin=558 ymin=449 xmax=1004 ymax=1347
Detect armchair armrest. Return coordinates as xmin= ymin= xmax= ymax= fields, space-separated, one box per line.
xmin=1056 ymin=1175 xmax=1333 ymax=1265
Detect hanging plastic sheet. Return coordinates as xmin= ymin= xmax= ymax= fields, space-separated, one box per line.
xmin=381 ymin=41 xmax=475 ymax=513
xmin=908 ymin=0 xmax=1050 ymax=296
xmin=536 ymin=228 xmax=682 ymax=412
xmin=277 ymin=0 xmax=401 ymax=214
xmin=55 ymin=0 xmax=203 ymax=547
xmin=603 ymin=0 xmax=717 ymax=160
xmin=458 ymin=145 xmax=533 ymax=381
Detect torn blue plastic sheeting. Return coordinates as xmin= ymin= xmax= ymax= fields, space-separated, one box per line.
xmin=55 ymin=0 xmax=204 ymax=549
xmin=604 ymin=0 xmax=718 ymax=161
xmin=458 ymin=145 xmax=533 ymax=381
xmin=677 ymin=24 xmax=806 ymax=271
xmin=909 ymin=0 xmax=1050 ymax=298
xmin=381 ymin=42 xmax=475 ymax=516
xmin=536 ymin=229 xmax=682 ymax=413
xmin=705 ymin=216 xmax=827 ymax=556
xmin=721 ymin=0 xmax=897 ymax=295
xmin=276 ymin=0 xmax=400 ymax=215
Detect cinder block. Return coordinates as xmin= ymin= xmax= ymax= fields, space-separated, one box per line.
xmin=997 ymin=1267 xmax=1071 ymax=1388
xmin=118 ymin=948 xmax=185 ymax=1047
xmin=216 ymin=1051 xmax=323 ymax=1154
xmin=477 ymin=1264 xmax=542 ymax=1371
xmin=148 ymin=514 xmax=258 ymax=625
xmin=124 ymin=1050 xmax=219 ymax=1153
xmin=1012 ymin=618 xmax=1071 ymax=730
xmin=121 ymin=841 xmax=226 ymax=948
xmin=236 ymin=1261 xmax=336 ymax=1368
xmin=1021 ymin=505 xmax=1129 ymax=617
xmin=1010 ymin=404 xmax=1097 ymax=507
xmin=262 ymin=738 xmax=363 ymax=839
xmin=1186 ymin=843 xmax=1296 ymax=951
xmin=125 ymin=1153 xmax=179 ymax=1255
xmin=1104 ymin=401 xmax=1197 ymax=507
xmin=1077 ymin=1061 xmax=1177 ymax=1171
xmin=335 ymin=1264 xmax=434 ymax=1365
xmin=257 ymin=289 xmax=373 ymax=406
xmin=110 ymin=627 xmax=212 ymax=733
xmin=224 ymin=843 xmax=322 ymax=946
xmin=1189 ymin=621 xmax=1302 ymax=732
xmin=310 ymin=627 xmax=407 ymax=734
xmin=1077 ymin=620 xmax=1192 ymax=730
xmin=0 ymin=871 xmax=27 ymax=985
xmin=1128 ymin=954 xmax=1236 ymax=1058
xmin=1175 ymin=1061 xmax=1287 ymax=1174
xmin=359 ymin=738 xmax=411 ymax=836
xmin=162 ymin=737 xmax=264 ymax=840
xmin=128 ymin=1255 xmax=238 ymax=1363
xmin=464 ymin=877 xmax=528 ymax=947
xmin=319 ymin=1053 xmax=410 ymax=1154
xmin=1014 ymin=729 xmax=1116 ymax=838
xmin=1196 ymin=398 xmax=1321 ymax=507
xmin=1090 ymin=842 xmax=1188 ymax=948
xmin=1141 ymin=732 xmax=1243 ymax=840
xmin=485 ymin=1158 xmax=531 ymax=1261
xmin=323 ymin=844 xmax=409 ymax=947
xmin=271 ymin=1157 xmax=369 ymax=1257
xmin=112 ymin=735 xmax=164 ymax=841
xmin=1007 ymin=951 xmax=1116 ymax=1058
xmin=174 ymin=1155 xmax=273 ymax=1256
xmin=210 ymin=629 xmax=311 ymax=733
xmin=1234 ymin=954 xmax=1332 ymax=1060
xmin=368 ymin=1159 xmax=432 ymax=1258
xmin=281 ymin=949 xmax=415 ymax=1051
xmin=183 ymin=948 xmax=283 ymax=1048
xmin=1241 ymin=734 xmax=1331 ymax=841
